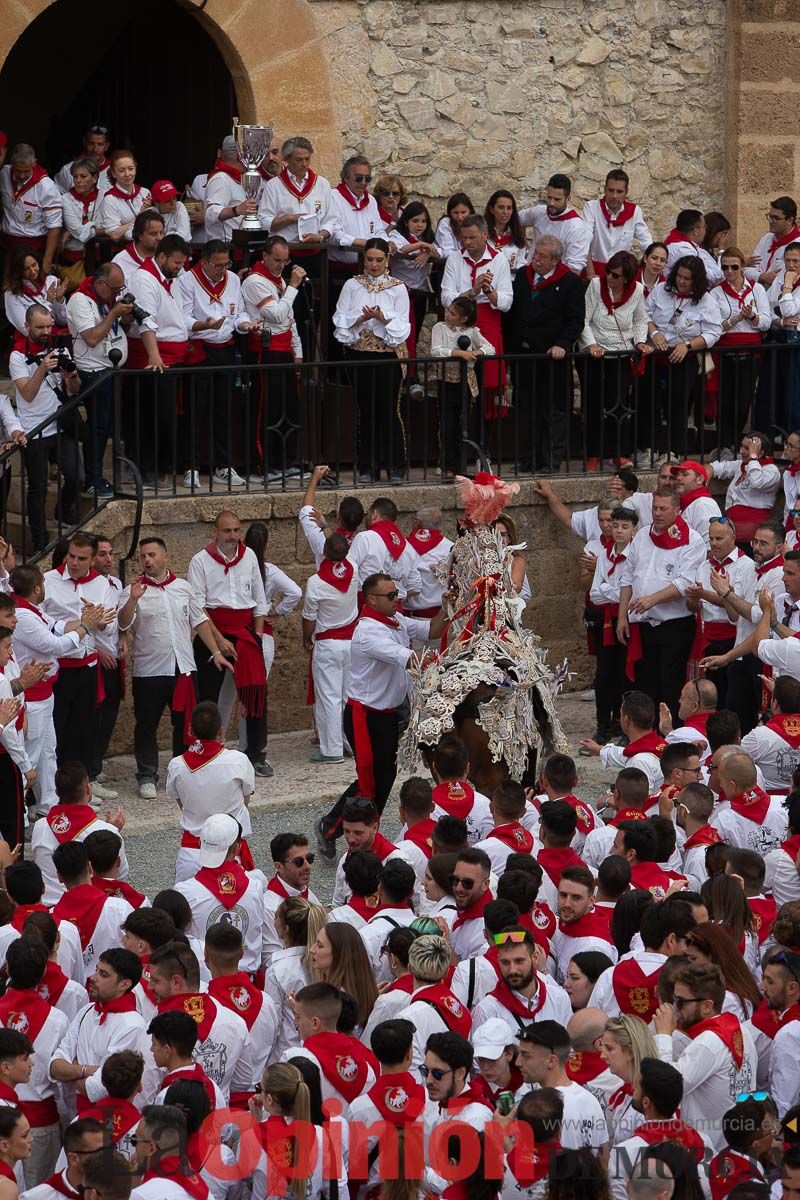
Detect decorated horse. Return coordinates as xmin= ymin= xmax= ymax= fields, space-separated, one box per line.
xmin=399 ymin=473 xmax=569 ymax=794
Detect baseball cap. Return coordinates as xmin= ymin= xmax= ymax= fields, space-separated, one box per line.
xmin=473 ymin=1017 xmax=515 ymax=1060
xmin=199 ymin=813 xmax=240 ymax=868
xmin=221 ymin=135 xmax=238 ymax=154
xmin=669 ymin=460 xmax=708 ymax=481
xmin=151 ymin=179 xmax=178 ymax=203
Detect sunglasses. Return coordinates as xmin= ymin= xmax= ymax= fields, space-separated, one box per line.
xmin=368 ymin=590 xmax=399 ymax=601
xmin=129 ymin=1136 xmax=154 ymax=1147
xmin=285 ymin=854 xmax=315 ymax=867
xmin=721 ymin=264 xmax=741 ymax=271
xmin=494 ymin=930 xmax=528 ymax=946
xmin=449 ymin=875 xmax=476 ymax=889
xmin=606 ymin=269 xmax=624 ymax=279
xmin=379 ymin=188 xmax=402 ymax=197
xmin=354 ymin=174 xmax=372 ymax=183
xmin=420 ymin=1065 xmax=453 ymax=1081
xmin=673 ymin=995 xmax=710 ymax=1009
xmin=736 ymin=1091 xmax=769 ymax=1103
xmin=89 ymin=125 xmax=110 ymax=135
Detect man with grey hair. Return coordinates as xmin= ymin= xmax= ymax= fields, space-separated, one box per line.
xmin=258 ymin=136 xmax=335 ymax=245
xmin=329 ymin=155 xmax=386 ymax=272
xmin=627 ymin=1154 xmax=674 ymax=1200
xmin=204 ymin=135 xmax=257 ymax=243
xmin=0 ymin=143 xmax=62 ymax=273
xmin=404 ymin=508 xmax=454 ymax=619
xmin=395 ymin=934 xmax=471 ymax=1069
xmin=510 ymin=234 xmax=587 ymax=472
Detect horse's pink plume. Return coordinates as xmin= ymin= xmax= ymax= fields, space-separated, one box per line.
xmin=454 ymin=472 xmax=520 ymax=525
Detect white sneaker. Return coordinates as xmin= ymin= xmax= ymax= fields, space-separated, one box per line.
xmin=138 ymin=781 xmax=157 ymax=800
xmin=183 ymin=470 xmax=201 ymax=489
xmin=91 ymin=781 xmax=119 ymax=801
xmin=213 ymin=467 xmax=245 ymax=488
xmin=96 ymin=771 xmax=109 ymax=784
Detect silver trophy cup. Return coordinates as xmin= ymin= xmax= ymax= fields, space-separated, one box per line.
xmin=233 ymin=118 xmax=273 ymax=231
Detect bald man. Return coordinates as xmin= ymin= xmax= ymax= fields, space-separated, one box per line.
xmin=404 ymin=507 xmax=454 ymax=621
xmin=187 ymin=511 xmax=271 ymax=776
xmin=741 ymin=673 xmax=800 ymax=795
xmin=659 ymin=678 xmax=717 ymax=756
xmin=565 ymin=1008 xmax=623 ymax=1106
xmin=712 ymin=749 xmax=787 ymax=854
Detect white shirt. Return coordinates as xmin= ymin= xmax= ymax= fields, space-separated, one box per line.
xmin=664 ymin=237 xmax=723 ymax=284
xmin=0 ymin=166 xmax=61 ymax=237
xmin=680 ymin=494 xmax=723 ymax=547
xmin=264 ymin=563 xmax=302 ymax=622
xmin=329 ymin=189 xmax=387 ymax=265
xmin=473 ymin=828 xmax=543 ymax=876
xmin=360 ymin=907 xmax=417 ymax=979
xmin=264 ymin=945 xmax=312 ymax=1060
xmin=387 ymin=229 xmax=440 ymax=289
xmin=441 ymin=247 xmax=513 ymax=312
xmin=5 ymin=277 xmax=68 ymax=336
xmin=710 ymin=795 xmax=787 ymax=854
xmin=174 ymin=869 xmax=265 ymax=972
xmin=348 ymin=528 xmax=423 ymax=600
xmin=404 ymin=532 xmax=453 ymax=614
xmin=160 ymin=200 xmax=191 ymax=242
xmin=303 ymin=568 xmax=359 ymax=633
xmin=620 ymin=522 xmax=707 ymax=625
xmin=556 ymin=1080 xmax=609 ymax=1150
xmin=645 ymin=281 xmax=723 ymax=348
xmin=395 ymin=984 xmax=470 ymax=1070
xmin=695 ymin=548 xmax=754 ymax=627
xmin=66 ymin=286 xmax=128 ymax=373
xmin=747 ymin=228 xmax=800 ymax=282
xmin=42 ymin=567 xmax=116 ymax=662
xmin=588 ymin=950 xmax=667 ymax=1017
xmin=168 ymin=993 xmax=251 ymax=1100
xmin=589 ymin=540 xmax=629 ymax=607
xmin=257 ymin=171 xmax=336 ymax=243
xmin=347 ymin=611 xmax=430 ymax=709
xmin=472 ymin=973 xmax=572 ymax=1038
xmin=764 ymin=841 xmax=800 ymax=908
xmin=96 ymin=187 xmax=150 ymax=240
xmin=262 ymin=878 xmax=322 ymax=966
xmin=582 ymin=198 xmax=653 ymax=265
xmin=712 ymin=279 xmax=771 ymax=332
xmin=187 ymin=173 xmax=209 ymax=245
xmin=333 ymin=276 xmax=411 ymax=347
xmin=111 ymin=243 xmax=151 ymax=289
xmin=241 ymin=269 xmax=302 ymax=359
xmin=0 ymin=918 xmax=83 ymax=984
xmin=430 ymin=784 xmax=494 ymax=845
xmin=550 ymin=924 xmax=618 ymax=985
xmin=176 ymin=266 xmax=249 ymax=345
xmin=579 ymin=278 xmax=648 ymax=351
xmin=128 ymin=262 xmax=189 ymax=344
xmin=51 ymin=1001 xmax=159 ymax=1104
xmin=710 ymin=457 xmax=782 ymax=514
xmin=758 ymin=636 xmax=800 ymax=680
xmin=31 ymin=812 xmax=130 ymax=906
xmin=55 ymin=160 xmax=114 ymax=195
xmin=430 ymin=320 xmax=497 ymax=358
xmin=119 ymin=575 xmax=205 ymax=677
xmin=166 ymin=747 xmax=254 ymax=838
xmin=9 ymin=349 xmax=62 ymax=437
xmin=204 ymin=170 xmax=248 ymax=242
xmin=60 ymin=190 xmax=101 ymax=253
xmin=71 ymin=892 xmax=133 ymax=981
xmin=741 ymin=721 xmax=800 ymax=794
xmin=434 ymin=216 xmax=462 ymax=257
xmin=518 ymin=204 xmax=592 ymax=273
xmin=187 ymin=543 xmax=268 ymax=617
xmin=23 ymin=1170 xmax=84 ymax=1200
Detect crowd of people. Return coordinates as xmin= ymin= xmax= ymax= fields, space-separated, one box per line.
xmin=3 ymin=126 xmax=800 ymax=524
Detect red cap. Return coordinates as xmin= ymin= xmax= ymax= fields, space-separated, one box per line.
xmin=151 ymin=179 xmax=178 ymax=202
xmin=669 ymin=460 xmax=708 ymax=481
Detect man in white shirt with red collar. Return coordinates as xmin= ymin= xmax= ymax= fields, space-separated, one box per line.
xmin=42 ymin=534 xmax=117 ymax=773
xmin=518 ymin=173 xmax=591 ymax=274
xmin=582 ymin=767 xmax=651 ymax=870
xmin=583 ymin=171 xmax=653 ymax=278
xmin=741 ymin=674 xmax=800 ymax=795
xmin=660 ymin=678 xmax=718 ymax=756
xmin=348 ymin=496 xmax=423 ymax=605
xmin=129 ymin=1104 xmax=210 ymax=1200
xmin=441 ymin=214 xmax=512 ymax=385
xmin=51 ymin=842 xmax=132 ymax=982
xmin=403 ymin=508 xmax=454 ymax=620
xmin=580 ymin=690 xmax=666 ymax=794
xmin=23 ymin=1116 xmax=106 ymax=1200
xmin=330 ymin=797 xmax=412 ymax=908
xmin=329 ymin=156 xmax=386 ymax=273
xmin=423 ymin=1031 xmax=493 ymax=1147
xmin=764 ymin=793 xmax=800 ymax=907
xmin=664 ymin=209 xmax=723 ymax=284
xmin=360 ymin=858 xmax=417 ymax=979
xmin=258 ymin=136 xmax=335 ymax=247
xmin=473 ymin=781 xmax=540 ymax=875
xmin=710 ymin=432 xmax=782 ymax=534
xmin=668 ymin=460 xmax=721 ymax=547
xmin=302 ymin=532 xmax=359 ymax=765
xmin=55 ymin=125 xmax=113 ymax=195
xmin=447 ymin=847 xmax=493 ymax=961
xmin=711 ymin=748 xmax=786 ymax=854
xmin=287 ymin=982 xmax=376 ymax=1116
xmin=187 ymin=511 xmax=270 ymax=775
xmin=262 ymin=833 xmax=321 ymax=966
xmin=393 ymin=935 xmax=472 ymax=1070
xmin=166 ymin=702 xmax=254 ymax=883
xmin=550 ymin=866 xmax=618 ymax=985
xmin=472 ymin=927 xmax=571 ymax=1038
xmin=0 ymin=144 xmax=61 ymax=274
xmin=173 ymin=814 xmax=264 ymax=976
xmin=316 ymin=575 xmax=447 ymax=852
xmin=50 ymin=947 xmax=158 ymax=1107
xmin=746 ymin=195 xmax=800 ymax=287
xmin=111 ymin=211 xmax=164 ymax=289
xmin=204 ymin=135 xmax=257 ymax=243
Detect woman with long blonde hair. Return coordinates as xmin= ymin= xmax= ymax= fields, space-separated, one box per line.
xmin=309 ymin=921 xmax=379 ymax=1030
xmin=600 ymin=1014 xmax=659 ymax=1145
xmin=252 ymin=1063 xmax=312 ymax=1200
xmin=265 ymin=898 xmax=327 ymax=1059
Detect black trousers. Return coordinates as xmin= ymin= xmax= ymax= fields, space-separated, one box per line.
xmin=634 ymin=617 xmax=696 ymax=725
xmin=654 ymin=356 xmax=703 ymax=457
xmin=700 ymin=636 xmax=735 ymax=711
xmin=0 ymin=755 xmax=24 ymax=854
xmin=578 ymin=354 xmax=634 ymax=459
xmin=137 ymin=369 xmax=181 ymax=476
xmin=596 ymin=639 xmax=627 ymax=738
xmin=513 ymin=356 xmax=570 ymax=471
xmin=322 ymin=703 xmax=400 ymax=838
xmin=79 ymin=370 xmax=114 ymax=487
xmin=347 ymin=349 xmax=405 ymax=479
xmin=439 ymin=380 xmax=471 ymax=475
xmin=53 ymin=665 xmax=97 ymax=769
xmin=716 ymin=352 xmax=758 ymax=451
xmin=194 ymin=636 xmax=266 ymax=761
xmin=132 ymin=673 xmax=192 ymax=783
xmin=194 ymin=344 xmax=234 ymax=469
xmin=23 ymin=433 xmax=82 ymax=552
xmin=727 ymin=653 xmax=763 ymax=736
xmin=90 ymin=662 xmax=123 ymax=780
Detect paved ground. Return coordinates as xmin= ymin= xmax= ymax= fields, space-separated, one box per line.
xmin=92 ymin=692 xmax=611 ymax=905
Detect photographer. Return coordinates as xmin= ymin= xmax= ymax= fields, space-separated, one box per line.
xmin=9 ymin=303 xmax=82 ymax=552
xmin=67 ymin=263 xmax=132 ymax=499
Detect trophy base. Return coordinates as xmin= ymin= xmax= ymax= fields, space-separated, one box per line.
xmin=240 ymin=215 xmax=263 ymax=232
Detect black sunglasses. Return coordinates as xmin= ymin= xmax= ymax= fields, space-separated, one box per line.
xmin=285 ymin=853 xmax=315 ymax=867
xmin=673 ymin=995 xmax=710 ymax=1009
xmin=354 ymin=174 xmax=372 ymax=183
xmin=449 ymin=874 xmax=476 ymax=890
xmin=367 ymin=590 xmax=399 ymax=601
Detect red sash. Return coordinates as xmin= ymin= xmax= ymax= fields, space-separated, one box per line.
xmin=561 ymin=794 xmax=596 ymax=835
xmin=728 ymin=787 xmax=771 ymax=825
xmin=208 ymin=972 xmax=264 ymax=1031
xmin=751 ymin=999 xmax=800 ymax=1040
xmin=649 ymin=516 xmax=691 ymax=549
xmin=629 ymin=861 xmax=673 ymax=895
xmin=205 ymin=606 xmax=266 ymax=718
xmin=474 ymin=303 xmax=506 ymax=417
xmin=487 ymin=822 xmax=535 ymax=854
xmin=565 ymin=1049 xmax=607 ymax=1085
xmin=683 ymin=825 xmax=723 ymax=849
xmin=161 ymin=1063 xmax=217 ymax=1110
xmin=318 ymin=557 xmax=354 ymax=593
xmin=782 ymin=833 xmax=800 ymax=862
xmin=489 ymin=976 xmax=548 ymax=1023
xmin=45 ymin=803 xmax=97 ymax=844
xmin=412 ymin=983 xmax=472 ymax=1037
xmin=139 ymin=955 xmax=159 ymax=1009
xmin=432 ymin=780 xmax=474 ymax=820
xmin=366 ymin=1071 xmax=427 ymax=1123
xmin=557 ymin=909 xmax=615 ymax=945
xmin=452 ymin=889 xmax=492 ymax=931
xmin=40 ymin=1173 xmax=81 ymax=1200
xmin=537 ymin=846 xmax=586 ymax=887
xmin=190 ymin=262 xmax=227 ymax=306
xmin=92 ymin=994 xmax=137 ymax=1026
xmin=622 ymin=731 xmax=667 ymax=759
xmin=599 ymin=274 xmax=638 ymax=314
xmin=408 ymin=528 xmax=444 ymax=554
xmin=158 ymin=992 xmax=217 ymax=1041
xmin=37 ymin=961 xmax=68 ymax=1007
xmin=304 ymin=1031 xmax=373 ymax=1103
xmin=194 ymin=861 xmax=249 ymax=909
xmin=91 ymin=876 xmax=147 ymax=908
xmin=369 ymin=520 xmax=406 ymax=561
xmin=52 ymin=884 xmax=107 ymax=950
xmin=611 ymin=958 xmax=662 ymax=1022
xmin=748 ymin=895 xmax=777 ymax=945
xmin=402 ymin=818 xmax=435 ymax=858
xmin=142 ymin=1160 xmax=209 ymax=1200
xmin=441 ymin=1079 xmax=493 ymax=1116
xmin=385 ymin=974 xmax=414 ymax=995
xmin=278 ymin=167 xmax=318 ymax=201
xmin=82 ymin=1097 xmax=140 ymax=1144
xmin=686 ymin=1012 xmax=745 ymax=1068
xmin=636 ymin=1120 xmax=705 ymax=1163
xmin=765 ymin=713 xmax=800 ymax=749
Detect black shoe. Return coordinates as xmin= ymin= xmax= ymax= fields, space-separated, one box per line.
xmin=314 ymin=816 xmax=337 ymax=860
xmin=253 ymin=758 xmax=274 ymax=778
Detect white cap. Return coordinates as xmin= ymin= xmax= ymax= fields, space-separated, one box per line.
xmin=221 ymin=135 xmax=238 ymax=154
xmin=199 ymin=813 xmax=240 ymax=868
xmin=473 ymin=1018 xmax=515 ymax=1060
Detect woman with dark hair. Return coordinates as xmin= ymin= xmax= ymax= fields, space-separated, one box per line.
xmin=636 ymin=243 xmax=669 ymax=299
xmin=435 ymin=192 xmax=475 ymax=256
xmin=309 ymin=921 xmax=379 ymax=1029
xmin=549 ymin=1147 xmax=613 ymax=1200
xmin=684 ymin=921 xmax=761 ymax=1019
xmin=151 ymin=890 xmax=210 ymax=982
xmin=3 ymin=246 xmax=67 ymax=335
xmin=422 ymin=852 xmax=458 ymax=925
xmin=388 ymin=201 xmax=441 ymax=360
xmin=579 ymin=248 xmax=652 ymax=468
xmin=702 ymin=211 xmax=733 ymax=259
xmin=484 ymin=190 xmax=526 ymax=276
xmin=708 ymin=246 xmax=771 ymax=453
xmin=333 ymin=237 xmax=410 ymax=483
xmin=701 ymin=874 xmax=760 ymax=975
xmin=564 ymin=950 xmax=615 ymax=1011
xmin=611 ymin=889 xmax=653 ymax=957
xmin=646 ymin=255 xmax=722 ymax=457
xmin=641 ymin=1143 xmax=705 ymax=1200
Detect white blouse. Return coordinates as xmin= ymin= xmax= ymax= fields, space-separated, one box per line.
xmin=645 ymin=281 xmax=723 ymax=348
xmin=4 ymin=277 xmax=68 ymax=335
xmin=488 ymin=235 xmax=528 ymax=275
xmin=712 ymin=280 xmax=771 ymax=333
xmin=333 ymin=275 xmax=411 ymax=348
xmin=96 ymin=186 xmax=151 ymax=241
xmin=387 ymin=229 xmax=439 ymax=290
xmin=579 ymin=278 xmax=649 ymax=351
xmin=435 ymin=215 xmax=462 ymax=257
xmin=430 ymin=321 xmax=497 ymax=357
xmin=768 ymin=270 xmax=800 ymax=324
xmin=61 ymin=191 xmax=100 ymax=251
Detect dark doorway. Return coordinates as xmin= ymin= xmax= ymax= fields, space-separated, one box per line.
xmin=0 ymin=0 xmax=238 ymax=189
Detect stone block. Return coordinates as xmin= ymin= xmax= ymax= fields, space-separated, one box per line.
xmin=738 ymin=143 xmax=796 ymax=195
xmin=740 ymin=30 xmax=800 ymax=84
xmin=370 ymin=43 xmax=403 ymax=76
xmin=419 ymin=69 xmax=456 ymax=101
xmin=486 ymin=81 xmax=528 ymax=114
xmin=402 ymin=98 xmax=438 ymax=132
xmin=576 ymin=36 xmax=611 ymax=65
xmin=737 ymin=97 xmax=800 ymax=137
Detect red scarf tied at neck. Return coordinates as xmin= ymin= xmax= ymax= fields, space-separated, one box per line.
xmin=526 ymin=261 xmax=571 ymax=290
xmin=599 ymin=273 xmax=637 ymax=314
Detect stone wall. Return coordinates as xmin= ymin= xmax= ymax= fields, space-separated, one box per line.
xmin=89 ymin=476 xmax=627 ymax=752
xmin=311 ymin=0 xmax=730 ymax=236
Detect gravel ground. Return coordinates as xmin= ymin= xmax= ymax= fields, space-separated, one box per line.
xmin=93 ymin=692 xmax=612 ymax=905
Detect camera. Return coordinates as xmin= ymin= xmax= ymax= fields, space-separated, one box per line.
xmin=50 ymin=333 xmax=76 ymax=374
xmin=121 ymin=293 xmax=150 ymax=324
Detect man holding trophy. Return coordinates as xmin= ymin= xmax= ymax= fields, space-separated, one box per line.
xmin=204 ymin=129 xmax=265 ymax=244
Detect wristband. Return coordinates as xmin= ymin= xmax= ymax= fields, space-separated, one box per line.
xmin=723 ymin=588 xmax=733 ymax=599
xmin=771 ymin=620 xmax=780 ymax=632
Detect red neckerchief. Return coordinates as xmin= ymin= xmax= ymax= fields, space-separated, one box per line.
xmin=599 ymin=273 xmax=637 ymax=313
xmin=369 ymin=519 xmax=407 ymax=561
xmin=622 ymin=731 xmax=667 ymax=759
xmin=161 ymin=1062 xmax=217 ymax=1110
xmin=82 ymin=1096 xmax=140 ymax=1144
xmin=92 ymin=876 xmax=147 ymax=908
xmin=636 ymin=1120 xmax=705 ymax=1162
xmin=565 ymin=1050 xmax=606 ymax=1085
xmin=684 ymin=824 xmax=723 ymax=849
xmin=207 ymin=158 xmax=242 ymax=183
xmin=507 ymin=1139 xmax=561 ymax=1187
xmin=402 ymin=817 xmax=435 ymax=858
xmin=728 ymin=786 xmax=771 ymax=824
xmin=767 ymin=225 xmax=800 ymax=268
xmin=686 ymin=1011 xmax=745 ymax=1068
xmin=56 ymin=563 xmax=102 ymax=588
xmin=40 ymin=1173 xmax=80 ymax=1200
xmin=789 ymin=461 xmax=800 ymax=477
xmin=783 ymin=833 xmax=800 ymax=861
xmin=537 ymin=846 xmax=586 ymax=887
xmin=720 ymin=280 xmax=755 ymax=308
xmin=664 ymin=228 xmax=695 ymax=247
xmin=766 ymin=713 xmax=800 ymax=749
xmin=21 ymin=276 xmax=48 ymax=300
xmin=679 ymin=485 xmax=714 ymax=511
xmin=522 ymin=901 xmax=557 ymax=944
xmin=191 ymin=262 xmax=227 ymax=305
xmin=347 ymin=892 xmax=389 ymax=920
xmin=370 ymin=830 xmax=399 ymax=863
xmin=0 ymin=1082 xmax=18 ymax=1109
xmin=143 ymin=1159 xmax=209 ymax=1200
xmin=452 ymin=889 xmax=492 ymax=930
xmin=609 ymin=1081 xmax=633 ymax=1110
xmin=248 ymin=261 xmax=286 ymax=292
xmin=158 ymin=992 xmax=217 ymax=1041
xmin=634 ymin=265 xmax=665 ymax=298
xmin=649 ymin=516 xmax=691 ymax=549
xmin=610 ymin=807 xmax=649 ymax=826
xmin=359 ymin=606 xmax=400 ymax=630
xmin=105 ymin=183 xmax=142 ymax=201
xmin=12 ymin=595 xmax=47 ymax=624
xmin=408 ymin=527 xmax=445 ymax=554
xmin=318 ymin=558 xmax=354 ymax=593
xmin=208 ymin=972 xmax=264 ymax=1031
xmin=748 ymin=895 xmax=777 ymax=945
xmin=526 ymin=260 xmax=571 ymax=289
xmin=605 ymin=540 xmax=628 ymax=577
xmin=461 ymin=243 xmax=498 ymax=288
xmin=547 ymin=207 xmax=580 ymax=223
xmin=441 ymin=1079 xmax=492 ymax=1115
xmin=10 ymin=902 xmax=48 ymax=933
xmin=629 ymin=861 xmax=673 ymax=894
xmin=557 ymin=909 xmax=615 ymax=944
xmin=0 ymin=986 xmax=53 ymax=1041
xmin=750 ymin=998 xmax=800 ymax=1040
xmin=139 ymin=256 xmax=173 ymax=295
xmin=303 ymin=1031 xmax=372 ymax=1103
xmin=756 ymin=554 xmax=784 ymax=579
xmin=124 ymin=243 xmax=145 ymax=265
xmin=11 ymin=163 xmax=48 ymax=203
xmin=335 ymin=183 xmax=369 ymax=212
xmin=560 ymin=794 xmax=596 ymax=834
xmin=367 ymin=1071 xmax=427 ymax=1124
xmin=193 ymin=861 xmax=249 ymax=909
xmin=140 ymin=570 xmax=177 ymax=589
xmin=278 ymin=166 xmax=318 ymax=200
xmin=487 ymin=822 xmax=535 ymax=853
xmin=709 ymin=1150 xmax=765 ymax=1200
xmin=92 ymin=994 xmax=137 ymax=1026
xmin=37 ymin=960 xmax=68 ymax=1006
xmin=599 ymin=197 xmax=636 ymax=227
xmin=182 ymin=738 xmax=225 ymax=771
xmin=411 ymin=983 xmax=472 ymax=1037
xmin=432 ymin=780 xmax=474 ymax=820
xmin=377 ymin=204 xmax=396 ymax=225
xmin=612 ymin=958 xmax=662 ymax=1022
xmin=267 ymin=875 xmax=308 ymax=901
xmin=489 ymin=975 xmax=548 ymax=1022
xmin=737 ymin=454 xmax=776 ymax=485
xmin=386 ymin=973 xmax=414 ymax=994
xmin=68 ymin=186 xmax=99 ymax=221
xmin=52 ymin=884 xmax=108 ymax=950
xmin=204 ymin=539 xmax=245 ymax=572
